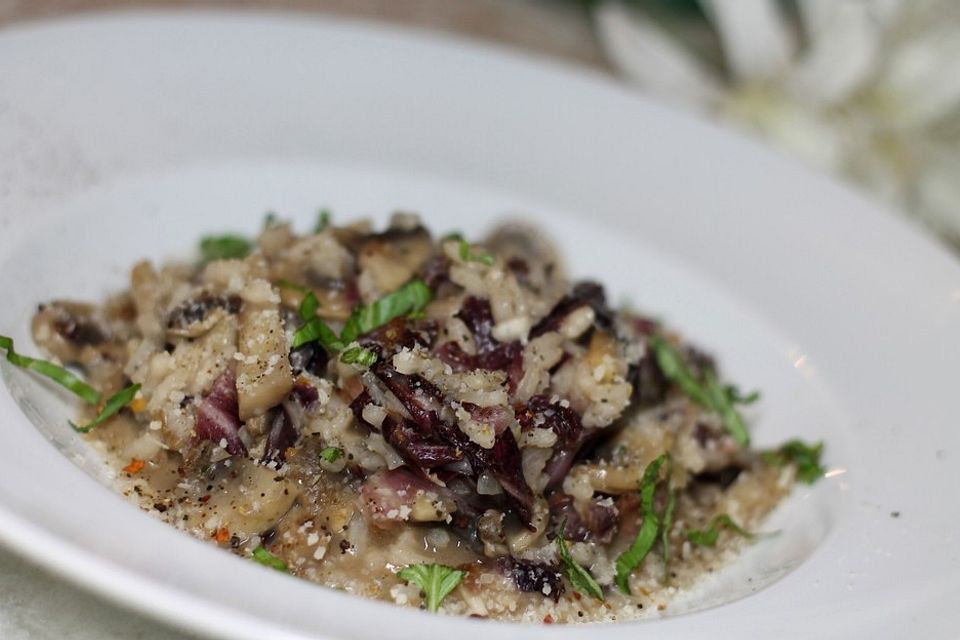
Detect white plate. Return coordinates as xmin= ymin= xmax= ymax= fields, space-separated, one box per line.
xmin=0 ymin=10 xmax=957 ymax=640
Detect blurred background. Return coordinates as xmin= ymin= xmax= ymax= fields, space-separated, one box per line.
xmin=2 ymin=0 xmax=958 ymax=251
xmin=0 ymin=1 xmax=957 ymax=638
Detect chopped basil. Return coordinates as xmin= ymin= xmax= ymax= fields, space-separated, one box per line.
xmin=0 ymin=335 xmax=101 ymax=405
xmin=339 ymin=279 xmax=433 ymax=344
xmin=340 ymin=346 xmax=378 ymax=368
xmin=685 ymin=514 xmax=752 ymax=547
xmin=397 ymin=563 xmax=465 ymax=612
xmin=557 ymin=522 xmax=604 ymax=601
xmin=263 ymin=211 xmax=279 ymax=229
xmin=649 ymin=334 xmax=755 ymax=446
xmin=458 ymin=238 xmax=494 ymax=266
xmin=615 ymin=453 xmax=668 ymax=594
xmin=252 ymin=545 xmax=288 ymax=571
xmin=764 ymin=440 xmax=825 ymax=484
xmin=199 ymin=235 xmax=252 ymax=262
xmin=71 ymin=383 xmax=142 ymax=434
xmin=298 ymin=291 xmax=320 ymax=322
xmin=314 ymin=209 xmax=332 ymax=233
xmin=319 ymin=446 xmax=343 ymax=463
xmin=292 ymin=318 xmax=343 ymax=351
xmin=291 ymin=291 xmax=343 ymax=351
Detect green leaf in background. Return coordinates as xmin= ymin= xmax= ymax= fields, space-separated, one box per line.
xmin=199 ymin=235 xmax=252 ymax=262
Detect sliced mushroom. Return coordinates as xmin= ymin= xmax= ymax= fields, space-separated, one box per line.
xmin=236 ymin=304 xmax=294 ymax=420
xmin=357 ymin=224 xmax=433 ymax=301
xmin=166 ymin=292 xmax=241 ymax=339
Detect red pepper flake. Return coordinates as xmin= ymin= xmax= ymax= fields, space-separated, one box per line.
xmin=543 ymin=615 xmax=554 ymax=624
xmin=122 ymin=458 xmax=145 ymax=474
xmin=198 ymin=495 xmax=211 ymax=504
xmin=213 ymin=527 xmax=230 ymax=543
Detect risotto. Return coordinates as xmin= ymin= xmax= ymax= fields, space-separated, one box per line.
xmin=4 ymin=212 xmax=824 ymax=623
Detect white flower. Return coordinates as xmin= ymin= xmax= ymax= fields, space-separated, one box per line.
xmin=594 ymin=0 xmax=960 ymax=245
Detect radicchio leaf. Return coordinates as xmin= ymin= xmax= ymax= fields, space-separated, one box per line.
xmin=195 ymin=369 xmax=246 ymax=456
xmin=498 ymin=557 xmax=564 ymax=601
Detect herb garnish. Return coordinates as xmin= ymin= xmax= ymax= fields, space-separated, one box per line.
xmin=557 ymin=522 xmax=604 ymax=601
xmin=615 ymin=453 xmax=668 ymax=594
xmin=252 ymin=545 xmax=288 ymax=571
xmin=340 ymin=345 xmax=378 ymax=368
xmin=70 ymin=383 xmax=142 ymax=434
xmin=291 ymin=291 xmax=343 ymax=351
xmin=763 ymin=440 xmax=825 ymax=484
xmin=314 ymin=209 xmax=332 ymax=233
xmin=319 ymin=446 xmax=343 ymax=463
xmin=649 ymin=334 xmax=756 ymax=446
xmin=199 ymin=235 xmax=252 ymax=262
xmin=397 ymin=563 xmax=466 ymax=612
xmin=685 ymin=514 xmax=752 ymax=547
xmin=0 ymin=335 xmax=101 ymax=405
xmin=290 ymin=280 xmax=430 ymax=365
xmin=339 ymin=279 xmax=433 ymax=344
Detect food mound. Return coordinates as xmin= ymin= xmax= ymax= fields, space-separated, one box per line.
xmin=17 ymin=213 xmax=823 ymax=623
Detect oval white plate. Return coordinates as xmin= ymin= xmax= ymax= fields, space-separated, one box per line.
xmin=0 ymin=10 xmax=958 ymax=640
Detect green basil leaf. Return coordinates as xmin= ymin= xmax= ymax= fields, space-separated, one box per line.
xmin=340 ymin=346 xmax=378 ymax=368
xmin=397 ymin=563 xmax=465 ymax=613
xmin=298 ymin=291 xmax=320 ymax=322
xmin=649 ymin=334 xmax=752 ymax=446
xmin=615 ymin=453 xmax=668 ymax=594
xmin=0 ymin=335 xmax=101 ymax=405
xmin=763 ymin=440 xmax=825 ymax=484
xmin=319 ymin=446 xmax=343 ymax=463
xmin=314 ymin=209 xmax=332 ymax=233
xmin=685 ymin=514 xmax=752 ymax=547
xmin=457 ymin=238 xmax=494 ymax=266
xmin=252 ymin=546 xmax=288 ymax=571
xmin=557 ymin=522 xmax=604 ymax=601
xmin=199 ymin=235 xmax=252 ymax=262
xmin=71 ymin=383 xmax=141 ymax=434
xmin=339 ymin=279 xmax=433 ymax=344
xmin=292 ymin=318 xmax=343 ymax=351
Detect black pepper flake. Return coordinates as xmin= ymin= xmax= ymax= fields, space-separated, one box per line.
xmin=891 ymin=511 xmax=901 ymax=518
xmin=153 ymin=503 xmax=168 ymax=513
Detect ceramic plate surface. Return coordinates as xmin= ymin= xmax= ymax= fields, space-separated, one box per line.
xmin=0 ymin=10 xmax=958 ymax=640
